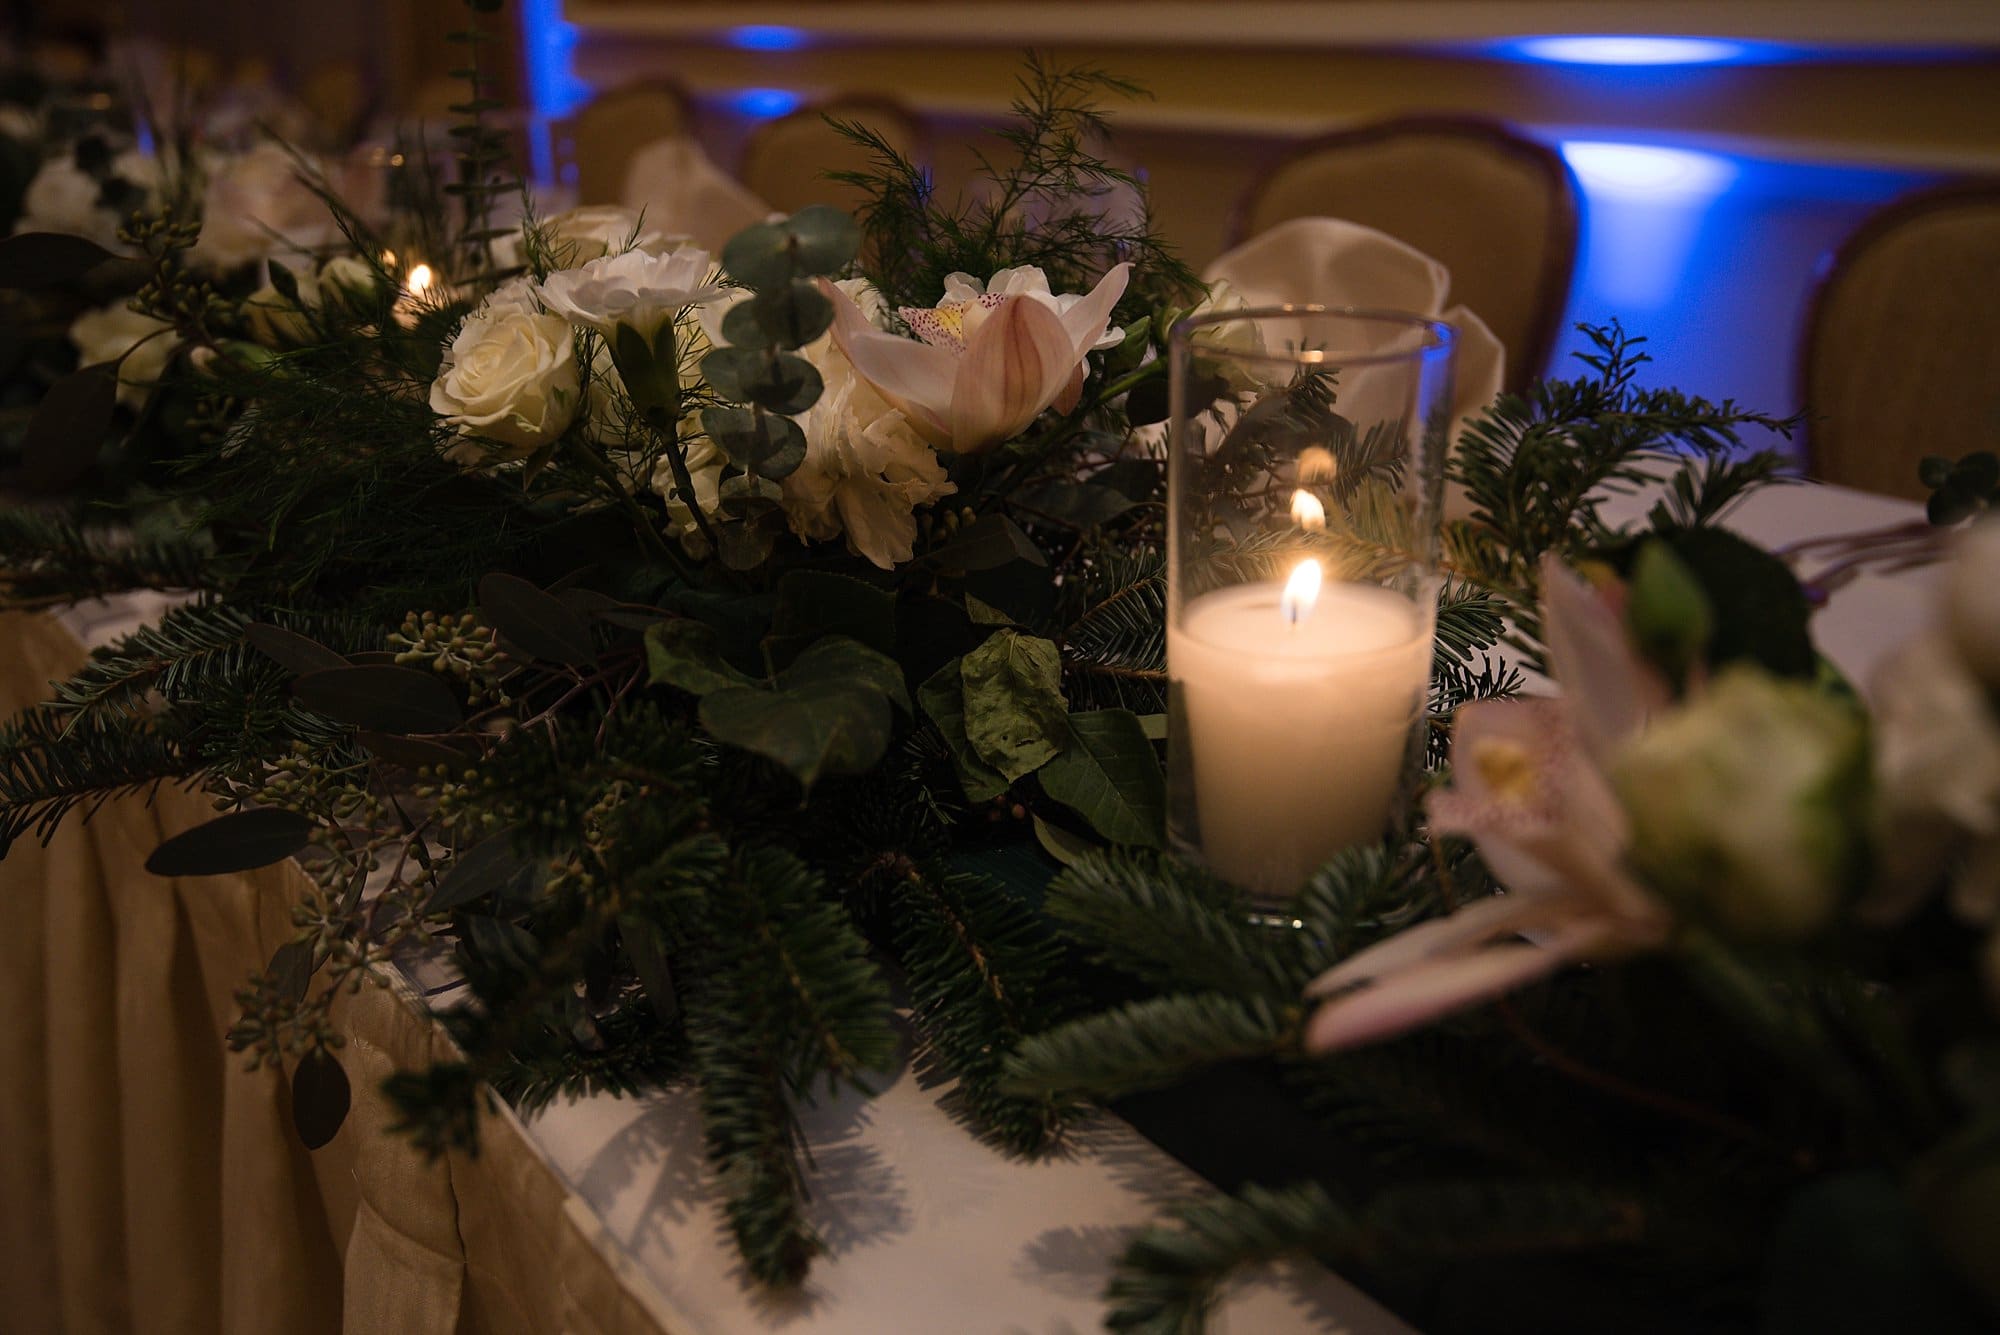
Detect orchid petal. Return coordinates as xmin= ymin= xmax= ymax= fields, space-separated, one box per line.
xmin=1540 ymin=554 xmax=1669 ymax=764
xmin=1304 ymin=891 xmax=1551 ymax=998
xmin=949 ymin=295 xmax=1078 ymax=453
xmin=824 ymin=279 xmax=956 ymax=444
xmin=1057 ymin=262 xmax=1131 ymax=357
xmin=1303 ymin=942 xmax=1566 ymax=1053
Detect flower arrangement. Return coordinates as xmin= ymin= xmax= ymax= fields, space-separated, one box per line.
xmin=0 ymin=21 xmax=1996 ymax=1333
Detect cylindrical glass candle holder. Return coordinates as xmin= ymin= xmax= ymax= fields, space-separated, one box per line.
xmin=1167 ymin=307 xmax=1454 ymax=908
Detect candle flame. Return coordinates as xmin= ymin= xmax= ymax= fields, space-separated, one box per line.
xmin=1290 ymin=489 xmax=1326 ymax=532
xmin=1281 ymin=558 xmax=1323 ymax=625
xmin=1297 ymin=445 xmax=1338 ymax=484
xmin=404 ymin=263 xmax=434 ymax=297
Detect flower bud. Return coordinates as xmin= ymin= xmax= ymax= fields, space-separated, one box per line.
xmin=1946 ymin=518 xmax=2000 ymax=691
xmin=1614 ymin=667 xmax=1870 ymax=941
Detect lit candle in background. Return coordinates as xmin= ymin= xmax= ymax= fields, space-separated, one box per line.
xmin=1169 ymin=517 xmax=1433 ymax=904
xmin=393 ymin=261 xmax=434 ymax=328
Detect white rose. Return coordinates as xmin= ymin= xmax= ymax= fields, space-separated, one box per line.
xmin=1947 ymin=518 xmax=2000 ymax=691
xmin=189 ymin=143 xmax=340 ymax=272
xmin=539 ymin=247 xmax=726 ymax=341
xmin=540 ymin=204 xmax=682 ymax=265
xmin=476 ymin=275 xmax=543 ymax=319
xmin=779 ymin=340 xmax=955 ymax=570
xmin=430 ymin=307 xmax=581 ymax=462
xmin=18 ymin=157 xmax=119 ymax=246
xmin=69 ymin=301 xmax=177 ymax=407
xmin=1614 ymin=668 xmax=1870 ymax=941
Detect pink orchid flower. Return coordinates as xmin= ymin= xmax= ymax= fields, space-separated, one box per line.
xmin=1303 ymin=556 xmax=1674 ymax=1054
xmin=824 ymin=263 xmax=1130 ymax=455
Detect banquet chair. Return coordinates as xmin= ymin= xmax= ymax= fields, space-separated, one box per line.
xmin=739 ymin=96 xmax=924 ymax=221
xmin=555 ymin=81 xmax=694 ymax=204
xmin=1229 ymin=116 xmax=1579 ymax=391
xmin=1801 ymin=180 xmax=2000 ymax=500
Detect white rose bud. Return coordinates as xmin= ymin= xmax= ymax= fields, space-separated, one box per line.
xmin=69 ymin=301 xmax=177 ymax=407
xmin=1614 ymin=667 xmax=1870 ymax=941
xmin=1946 ymin=518 xmax=2000 ymax=691
xmin=429 ymin=306 xmax=582 ymax=461
xmin=316 ymin=254 xmax=382 ymax=310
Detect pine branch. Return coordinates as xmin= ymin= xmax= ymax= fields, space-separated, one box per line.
xmin=0 ymin=704 xmax=194 ymax=849
xmin=0 ymin=508 xmax=219 ymax=607
xmin=893 ymin=869 xmax=1083 ymax=1155
xmin=1004 ymin=993 xmax=1293 ymax=1101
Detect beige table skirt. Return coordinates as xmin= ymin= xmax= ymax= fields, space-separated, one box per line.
xmin=0 ymin=611 xmax=672 ymax=1335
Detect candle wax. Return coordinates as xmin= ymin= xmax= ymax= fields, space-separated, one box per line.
xmin=1169 ymin=580 xmax=1431 ymax=904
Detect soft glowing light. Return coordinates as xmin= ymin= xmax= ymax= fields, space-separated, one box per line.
xmin=1512 ymin=35 xmax=1748 ymax=66
xmin=1296 ymin=445 xmax=1338 ymax=484
xmin=404 ymin=263 xmax=435 ymax=297
xmin=1290 ymin=490 xmax=1327 ymax=532
xmin=724 ymin=88 xmax=806 ymax=119
xmin=728 ymin=25 xmax=810 ymax=51
xmin=1561 ymin=142 xmax=1737 ymax=198
xmin=1281 ymin=559 xmax=1323 ymax=626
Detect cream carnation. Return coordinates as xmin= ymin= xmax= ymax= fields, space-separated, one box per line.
xmin=540 ymin=204 xmax=681 ymax=265
xmin=538 ymin=247 xmax=727 ymax=340
xmin=779 ymin=342 xmax=956 ymax=570
xmin=430 ymin=305 xmax=582 ymax=462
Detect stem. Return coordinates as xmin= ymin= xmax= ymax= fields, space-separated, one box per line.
xmin=646 ymin=323 xmax=725 ymax=558
xmin=567 ymin=436 xmax=679 ymax=566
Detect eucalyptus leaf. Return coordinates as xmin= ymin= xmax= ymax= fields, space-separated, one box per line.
xmin=720 ymin=220 xmax=795 ymax=289
xmin=644 ymin=619 xmax=757 ymax=695
xmin=1014 ymin=478 xmax=1135 ymax=528
xmin=291 ymin=1048 xmax=350 ymax=1151
xmin=430 ymin=829 xmax=542 ymax=914
xmin=21 ymin=362 xmax=117 ymax=492
xmin=702 ymin=405 xmax=806 ymax=478
xmin=267 ymin=938 xmax=316 ymax=1005
xmin=959 ymin=630 xmax=1067 ymax=781
xmin=703 ymin=345 xmax=823 ymax=415
xmin=917 ymin=659 xmax=1009 ymax=802
xmin=145 ymin=808 xmax=316 ymax=877
xmin=478 ymin=572 xmax=596 ymax=666
xmin=245 ymin=622 xmax=348 ymax=676
xmin=784 ymin=204 xmax=862 ymax=275
xmin=292 ymin=665 xmax=464 ymax=734
xmin=750 ymin=280 xmax=835 ymax=349
xmin=0 ymin=231 xmax=116 ymax=289
xmin=354 ymin=732 xmax=476 ymax=773
xmin=1037 ymin=709 xmax=1165 ymax=847
xmin=720 ymin=299 xmax=768 ymax=349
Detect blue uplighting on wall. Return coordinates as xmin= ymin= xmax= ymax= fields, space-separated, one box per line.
xmin=1560 ymin=141 xmax=1738 ymax=308
xmin=517 ymin=0 xmax=592 ymax=183
xmin=727 ymin=25 xmax=812 ymax=52
xmin=724 ymin=88 xmax=806 ymax=119
xmin=1509 ymin=35 xmax=1754 ymax=66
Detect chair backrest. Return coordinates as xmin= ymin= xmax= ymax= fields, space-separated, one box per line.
xmin=1230 ymin=116 xmax=1579 ymax=390
xmin=1801 ymin=180 xmax=2000 ymax=500
xmin=557 ymin=82 xmax=692 ymax=205
xmin=739 ymin=96 xmax=923 ymax=220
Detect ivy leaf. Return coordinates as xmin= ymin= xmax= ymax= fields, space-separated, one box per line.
xmin=0 ymin=231 xmax=116 ymax=289
xmin=918 ymin=659 xmax=1009 ymax=802
xmin=644 ymin=619 xmax=756 ymax=696
xmin=145 ymin=809 xmax=316 ymax=876
xmin=291 ymin=1048 xmax=350 ymax=1151
xmin=1037 ymin=709 xmax=1165 ymax=847
xmin=478 ymin=572 xmax=595 ymax=666
xmin=960 ymin=630 xmax=1067 ymax=781
xmin=780 ymin=634 xmax=908 ymax=712
xmin=700 ymin=681 xmax=891 ymax=790
xmin=769 ymin=569 xmax=897 ymax=657
xmin=924 ymin=514 xmax=1048 ymax=574
xmin=292 ymin=665 xmax=464 ymax=734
